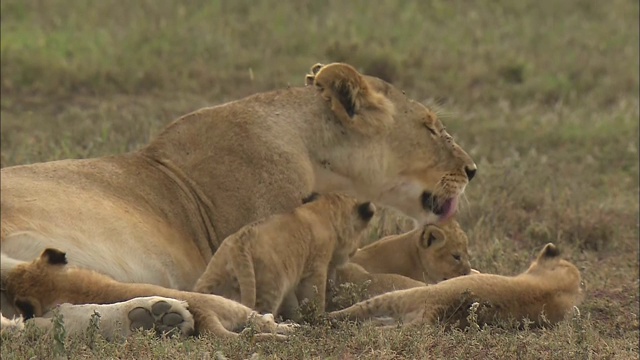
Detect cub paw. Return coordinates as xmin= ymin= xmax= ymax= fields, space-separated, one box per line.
xmin=1 ymin=314 xmax=25 ymax=334
xmin=275 ymin=321 xmax=300 ymax=334
xmin=305 ymin=63 xmax=325 ymax=86
xmin=127 ymin=297 xmax=194 ymax=338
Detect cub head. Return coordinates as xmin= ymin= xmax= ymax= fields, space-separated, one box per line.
xmin=2 ymin=248 xmax=68 ymax=319
xmin=305 ymin=63 xmax=476 ymax=226
xmin=303 ymin=192 xmax=376 ymax=258
xmin=414 ymin=220 xmax=472 ymax=283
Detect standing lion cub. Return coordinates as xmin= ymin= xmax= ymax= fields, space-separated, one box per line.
xmin=193 ymin=192 xmax=375 ymax=318
xmin=329 ymin=243 xmax=583 ymax=329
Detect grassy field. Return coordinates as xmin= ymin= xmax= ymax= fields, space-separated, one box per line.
xmin=1 ymin=0 xmax=638 ymax=359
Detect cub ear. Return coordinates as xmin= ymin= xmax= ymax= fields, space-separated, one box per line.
xmin=357 ymin=202 xmax=376 ymax=221
xmin=306 ymin=62 xmax=394 ymax=135
xmin=539 ymin=243 xmax=560 ymax=259
xmin=302 ymin=192 xmax=320 ymax=204
xmin=40 ymin=248 xmax=68 ymax=266
xmin=419 ymin=226 xmax=446 ymax=249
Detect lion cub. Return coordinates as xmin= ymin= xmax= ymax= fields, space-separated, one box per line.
xmin=329 ymin=243 xmax=583 ymax=329
xmin=327 ymin=220 xmax=472 ymax=310
xmin=3 ymin=249 xmax=296 ymax=341
xmin=193 ymin=192 xmax=375 ymax=317
xmin=350 ymin=220 xmax=472 ymax=283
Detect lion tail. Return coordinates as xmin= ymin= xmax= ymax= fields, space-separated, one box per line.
xmin=229 ymin=231 xmax=257 ymax=309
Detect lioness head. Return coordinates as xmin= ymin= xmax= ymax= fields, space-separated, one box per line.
xmin=416 ymin=220 xmax=472 ymax=283
xmin=306 ymin=63 xmax=476 ymax=226
xmin=3 ymin=248 xmax=69 ymax=319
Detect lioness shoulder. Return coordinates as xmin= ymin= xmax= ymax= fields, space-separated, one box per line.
xmin=192 ymin=192 xmax=375 ymax=317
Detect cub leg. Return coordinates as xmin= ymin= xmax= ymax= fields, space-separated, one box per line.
xmin=1 ymin=313 xmax=24 ymax=334
xmin=296 ymin=267 xmax=328 ymax=315
xmin=198 ymin=311 xmax=289 ymax=342
xmin=247 ymin=312 xmax=298 ymax=335
xmin=277 ymin=291 xmax=301 ymax=322
xmin=328 ymin=300 xmax=379 ymax=322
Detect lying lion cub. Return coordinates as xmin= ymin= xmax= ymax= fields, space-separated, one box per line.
xmin=193 ymin=192 xmax=375 ymax=317
xmin=329 ymin=243 xmax=583 ymax=329
xmin=327 ymin=220 xmax=473 ymax=310
xmin=350 ymin=220 xmax=473 ymax=283
xmin=3 ymin=249 xmax=296 ymax=341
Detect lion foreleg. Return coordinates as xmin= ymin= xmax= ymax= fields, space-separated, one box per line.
xmin=295 ymin=267 xmax=328 ymax=315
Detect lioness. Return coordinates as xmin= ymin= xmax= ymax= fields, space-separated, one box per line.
xmin=350 ymin=219 xmax=472 ymax=283
xmin=2 ymin=249 xmax=296 ymax=341
xmin=192 ymin=192 xmax=375 ymax=317
xmin=329 ymin=243 xmax=584 ymax=329
xmin=1 ymin=62 xmax=476 ymax=325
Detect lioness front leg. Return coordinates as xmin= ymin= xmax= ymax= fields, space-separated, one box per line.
xmin=23 ymin=297 xmax=195 ymax=341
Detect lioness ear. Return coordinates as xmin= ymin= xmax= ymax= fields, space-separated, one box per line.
xmin=306 ymin=62 xmax=394 ymax=135
xmin=357 ymin=202 xmax=376 ymax=221
xmin=419 ymin=226 xmax=446 ymax=249
xmin=539 ymin=243 xmax=560 ymax=259
xmin=41 ymin=248 xmax=68 ymax=266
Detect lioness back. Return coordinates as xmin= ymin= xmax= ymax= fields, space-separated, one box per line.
xmin=193 ymin=193 xmax=376 ymax=317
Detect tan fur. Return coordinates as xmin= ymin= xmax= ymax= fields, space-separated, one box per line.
xmin=11 ymin=297 xmax=196 ymax=341
xmin=329 ymin=243 xmax=584 ymax=328
xmin=3 ymin=250 xmax=297 ymax=341
xmin=333 ymin=262 xmax=426 ymax=298
xmin=0 ymin=313 xmax=24 ymax=334
xmin=192 ymin=193 xmax=375 ymax=318
xmin=1 ymin=62 xmax=476 ymax=323
xmin=327 ymin=220 xmax=471 ymax=310
xmin=351 ymin=219 xmax=472 ymax=283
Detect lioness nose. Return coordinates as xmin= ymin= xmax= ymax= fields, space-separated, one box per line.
xmin=464 ymin=165 xmax=477 ymax=181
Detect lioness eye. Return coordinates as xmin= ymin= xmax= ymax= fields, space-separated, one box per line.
xmin=453 ymin=254 xmax=461 ymax=261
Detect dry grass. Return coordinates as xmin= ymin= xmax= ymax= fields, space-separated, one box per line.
xmin=1 ymin=0 xmax=638 ymax=359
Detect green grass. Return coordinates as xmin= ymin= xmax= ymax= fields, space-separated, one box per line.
xmin=1 ymin=0 xmax=638 ymax=358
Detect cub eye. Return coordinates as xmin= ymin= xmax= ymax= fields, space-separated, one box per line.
xmin=453 ymin=254 xmax=461 ymax=261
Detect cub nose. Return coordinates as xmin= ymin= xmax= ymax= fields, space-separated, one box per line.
xmin=464 ymin=165 xmax=477 ymax=181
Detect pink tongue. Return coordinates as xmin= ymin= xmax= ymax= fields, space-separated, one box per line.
xmin=439 ymin=197 xmax=458 ymax=221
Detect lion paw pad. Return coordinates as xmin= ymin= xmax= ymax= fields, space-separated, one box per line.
xmin=127 ymin=299 xmax=193 ymax=337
